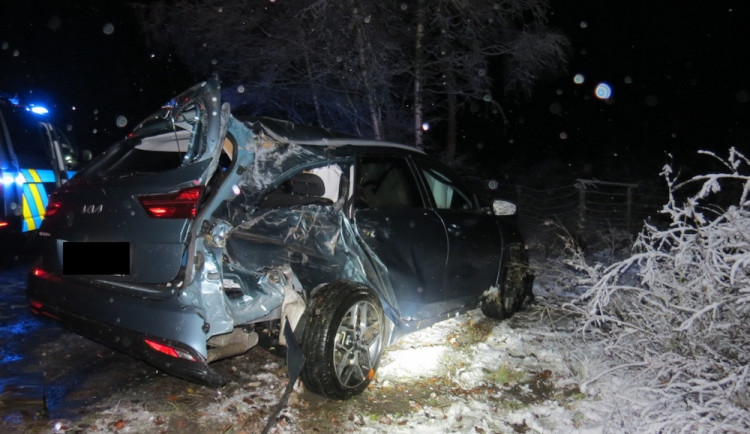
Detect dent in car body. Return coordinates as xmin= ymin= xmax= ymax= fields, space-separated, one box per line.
xmin=179 ymin=113 xmax=400 ymax=344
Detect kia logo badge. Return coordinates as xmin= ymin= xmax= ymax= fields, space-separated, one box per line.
xmin=82 ymin=204 xmax=103 ymax=214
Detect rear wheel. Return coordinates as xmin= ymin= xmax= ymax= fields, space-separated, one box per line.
xmin=300 ymin=281 xmax=386 ymax=399
xmin=480 ymin=243 xmax=530 ymax=319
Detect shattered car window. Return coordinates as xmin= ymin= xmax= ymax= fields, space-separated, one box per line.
xmin=236 ymin=140 xmax=323 ymax=197
xmin=259 ymin=164 xmax=344 ymax=209
xmin=79 ymin=92 xmax=210 ymax=179
xmin=95 ymin=127 xmax=194 ymax=176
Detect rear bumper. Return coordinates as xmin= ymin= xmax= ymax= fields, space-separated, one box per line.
xmin=26 ymin=268 xmax=225 ymax=386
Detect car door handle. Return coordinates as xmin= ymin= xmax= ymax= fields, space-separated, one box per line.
xmin=361 ymin=227 xmax=391 ymax=241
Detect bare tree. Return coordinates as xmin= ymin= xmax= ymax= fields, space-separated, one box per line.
xmin=134 ymin=0 xmax=567 ymax=157
xmin=407 ymin=0 xmax=569 ymax=156
xmin=294 ymin=0 xmax=407 ymax=139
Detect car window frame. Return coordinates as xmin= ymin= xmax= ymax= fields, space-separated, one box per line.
xmin=251 ymin=158 xmax=353 ymax=209
xmin=411 ymin=156 xmax=480 ymax=212
xmin=352 ymin=152 xmax=428 ymax=211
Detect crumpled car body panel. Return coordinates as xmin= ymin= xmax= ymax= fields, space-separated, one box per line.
xmin=27 ymin=76 xmax=527 ymax=386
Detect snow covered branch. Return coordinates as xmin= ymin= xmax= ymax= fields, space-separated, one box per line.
xmin=563 ymin=148 xmax=750 ymax=432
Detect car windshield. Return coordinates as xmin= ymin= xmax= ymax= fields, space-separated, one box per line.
xmin=80 ymin=83 xmax=211 ymax=179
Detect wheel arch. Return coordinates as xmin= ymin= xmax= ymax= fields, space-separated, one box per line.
xmin=300 ymin=279 xmax=398 ymax=343
xmin=297 ymin=280 xmax=395 ymax=399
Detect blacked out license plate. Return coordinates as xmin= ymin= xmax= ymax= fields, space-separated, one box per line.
xmin=63 ymin=242 xmax=130 ymax=275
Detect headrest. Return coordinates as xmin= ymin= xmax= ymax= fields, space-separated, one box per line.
xmin=288 ymin=173 xmax=325 ymax=197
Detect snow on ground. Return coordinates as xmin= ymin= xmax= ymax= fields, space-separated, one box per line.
xmin=5 ymin=254 xmax=666 ymax=434
xmin=348 ymin=306 xmax=609 ymax=434
xmin=55 ymin=299 xmax=621 ymax=434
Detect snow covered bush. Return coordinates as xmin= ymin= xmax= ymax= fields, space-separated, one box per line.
xmin=566 ymin=148 xmax=750 ymax=433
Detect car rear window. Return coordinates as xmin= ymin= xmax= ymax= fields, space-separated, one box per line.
xmin=84 ymin=104 xmax=206 ymax=178
xmin=99 ymin=128 xmax=193 ymax=176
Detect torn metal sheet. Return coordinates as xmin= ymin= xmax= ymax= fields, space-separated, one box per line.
xmin=183 ymin=202 xmax=400 ymax=342
xmin=224 ymin=205 xmax=398 ymax=312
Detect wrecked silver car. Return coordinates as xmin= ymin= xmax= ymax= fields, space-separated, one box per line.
xmin=27 ymin=76 xmax=532 ymax=399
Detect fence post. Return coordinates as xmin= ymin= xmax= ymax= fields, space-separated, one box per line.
xmin=576 ymin=181 xmax=586 ymax=234
xmin=626 ymin=186 xmax=633 ymax=233
xmin=516 ymin=185 xmax=523 ymax=217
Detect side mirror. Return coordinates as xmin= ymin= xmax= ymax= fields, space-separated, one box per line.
xmin=492 ymin=199 xmax=516 ymax=216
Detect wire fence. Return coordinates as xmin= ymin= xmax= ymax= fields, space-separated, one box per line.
xmin=496 ymin=179 xmax=668 ymax=245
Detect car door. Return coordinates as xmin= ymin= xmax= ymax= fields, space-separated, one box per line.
xmin=352 ymin=153 xmax=448 ymax=320
xmin=413 ymin=157 xmax=504 ymax=302
xmin=0 ymin=103 xmax=65 ymax=232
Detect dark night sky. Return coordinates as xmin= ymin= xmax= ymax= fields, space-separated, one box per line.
xmin=1 ymin=1 xmax=193 ymax=149
xmin=2 ymin=1 xmax=749 ymax=183
xmin=502 ymin=1 xmax=750 ymax=182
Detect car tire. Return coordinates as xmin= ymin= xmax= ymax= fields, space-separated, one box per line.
xmin=480 ymin=243 xmax=529 ymax=320
xmin=300 ymin=281 xmax=386 ymax=399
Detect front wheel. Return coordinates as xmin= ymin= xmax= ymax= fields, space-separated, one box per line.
xmin=300 ymin=281 xmax=386 ymax=399
xmin=480 ymin=243 xmax=531 ymax=320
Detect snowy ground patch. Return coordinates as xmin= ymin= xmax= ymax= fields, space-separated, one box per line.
xmin=34 ymin=301 xmax=614 ymax=434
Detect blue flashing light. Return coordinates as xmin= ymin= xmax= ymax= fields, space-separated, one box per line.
xmin=27 ymin=104 xmax=50 ymax=115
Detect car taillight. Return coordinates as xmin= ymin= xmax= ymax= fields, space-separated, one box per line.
xmin=144 ymin=338 xmax=197 ymax=362
xmin=0 ymin=220 xmax=8 ymax=228
xmin=45 ymin=196 xmax=62 ymax=217
xmin=137 ymin=186 xmax=203 ymax=219
xmin=32 ymin=267 xmax=50 ymax=278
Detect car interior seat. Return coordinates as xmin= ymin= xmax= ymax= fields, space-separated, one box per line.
xmin=260 ymin=172 xmax=333 ymax=208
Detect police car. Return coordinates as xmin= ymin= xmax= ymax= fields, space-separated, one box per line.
xmin=0 ymin=95 xmax=85 ymax=263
